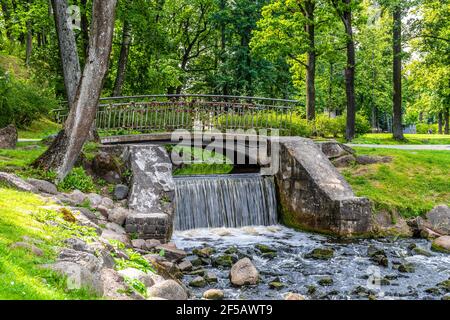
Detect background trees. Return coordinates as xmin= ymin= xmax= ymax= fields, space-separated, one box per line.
xmin=0 ymin=0 xmax=449 ymax=142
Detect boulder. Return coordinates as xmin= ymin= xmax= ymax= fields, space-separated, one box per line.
xmin=108 ymin=207 xmax=130 ymax=226
xmin=58 ymin=248 xmax=103 ymax=273
xmin=131 ymin=239 xmax=147 ymax=250
xmin=189 ymin=276 xmax=206 ymax=288
xmin=193 ymin=247 xmax=215 ymax=258
xmin=26 ymin=178 xmax=58 ymax=195
xmin=284 ymin=292 xmax=306 ymax=300
xmin=114 ymin=184 xmax=129 ymax=200
xmin=68 ymin=190 xmax=87 ymax=206
xmin=49 ymin=261 xmax=103 ymax=296
xmin=147 ymin=280 xmax=188 ymax=300
xmin=92 ymin=152 xmax=121 ymax=177
xmin=0 ymin=172 xmax=37 ymax=193
xmin=101 ymin=229 xmax=130 ymax=246
xmin=105 ymin=222 xmax=126 ymax=234
xmin=432 ymin=236 xmax=450 ymax=253
xmin=156 ymin=244 xmax=187 ymax=262
xmin=146 ymin=239 xmax=161 ymax=249
xmin=317 ymin=141 xmax=354 ymax=159
xmin=204 ymin=271 xmax=218 ymax=283
xmin=178 ymin=260 xmax=193 ymax=272
xmin=356 ymin=155 xmax=392 ymax=165
xmin=96 ymin=205 xmax=110 ymax=219
xmin=229 ymin=258 xmax=259 ymax=286
xmin=203 ymin=289 xmax=224 ymax=300
xmin=117 ymin=268 xmax=154 ymax=287
xmin=332 ymin=155 xmax=356 ymax=168
xmin=426 ymin=205 xmax=450 ymax=235
xmin=87 ymin=193 xmax=103 ymax=208
xmin=64 ymin=238 xmax=91 ymax=253
xmin=101 ymin=197 xmax=115 ymax=209
xmin=318 ymin=277 xmax=333 ymax=286
xmin=305 ymin=248 xmax=334 ymax=260
xmin=0 ymin=124 xmax=17 ymax=149
xmin=11 ymin=242 xmax=43 ymax=256
xmin=213 ymin=254 xmax=236 ymax=268
xmin=101 ymin=268 xmax=133 ymax=300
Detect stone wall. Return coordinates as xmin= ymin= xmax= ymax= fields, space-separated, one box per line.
xmin=275 ymin=137 xmax=371 ymax=236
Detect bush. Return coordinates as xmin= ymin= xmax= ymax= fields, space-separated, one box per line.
xmin=0 ymin=67 xmax=57 ymax=128
xmin=313 ymin=113 xmax=370 ymax=138
xmin=416 ymin=123 xmax=439 ymax=134
xmin=58 ymin=167 xmax=95 ymax=193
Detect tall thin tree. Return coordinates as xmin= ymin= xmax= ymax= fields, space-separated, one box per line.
xmin=392 ymin=3 xmax=404 ymax=140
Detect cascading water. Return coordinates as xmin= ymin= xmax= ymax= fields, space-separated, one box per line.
xmin=174 ymin=173 xmax=278 ymax=231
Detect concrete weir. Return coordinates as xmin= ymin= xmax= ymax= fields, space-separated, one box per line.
xmin=101 ymin=135 xmax=371 ymax=239
xmin=275 ymin=138 xmax=371 ymax=236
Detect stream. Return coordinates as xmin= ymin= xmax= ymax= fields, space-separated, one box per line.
xmin=173 ymin=225 xmax=450 ymax=300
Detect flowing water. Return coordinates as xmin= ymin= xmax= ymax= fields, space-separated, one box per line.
xmin=173 ymin=226 xmax=450 ymax=300
xmin=172 ymin=174 xmax=450 ymax=300
xmin=174 ymin=174 xmax=277 ymax=231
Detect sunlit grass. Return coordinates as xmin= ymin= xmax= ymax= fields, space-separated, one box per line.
xmin=18 ymin=118 xmax=61 ymax=140
xmin=342 ymin=148 xmax=450 ymax=218
xmin=347 ymin=133 xmax=450 ymax=145
xmin=0 ymin=188 xmax=99 ymax=299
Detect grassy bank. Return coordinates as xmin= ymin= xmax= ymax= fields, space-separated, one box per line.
xmin=18 ymin=118 xmax=61 ymax=140
xmin=341 ymin=148 xmax=450 ymax=218
xmin=0 ymin=188 xmax=99 ymax=299
xmin=347 ymin=133 xmax=450 ymax=145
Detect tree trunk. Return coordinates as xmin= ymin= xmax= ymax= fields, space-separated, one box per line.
xmin=438 ymin=112 xmax=443 ymax=134
xmin=25 ymin=20 xmax=33 ymax=65
xmin=51 ymin=0 xmax=82 ymax=106
xmin=113 ymin=20 xmax=132 ymax=96
xmin=445 ymin=107 xmax=449 ymax=135
xmin=34 ymin=0 xmax=117 ymax=181
xmin=392 ymin=6 xmax=404 ymax=140
xmin=305 ymin=0 xmax=316 ymax=121
xmin=343 ymin=0 xmax=356 ymax=141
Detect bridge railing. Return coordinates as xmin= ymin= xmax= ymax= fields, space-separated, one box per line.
xmin=52 ymin=94 xmax=300 ymax=136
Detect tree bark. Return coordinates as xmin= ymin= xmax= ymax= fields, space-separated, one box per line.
xmin=392 ymin=6 xmax=404 ymax=140
xmin=34 ymin=0 xmax=117 ymax=181
xmin=438 ymin=112 xmax=443 ymax=134
xmin=304 ymin=0 xmax=316 ymax=121
xmin=51 ymin=0 xmax=82 ymax=106
xmin=25 ymin=20 xmax=33 ymax=65
xmin=444 ymin=107 xmax=449 ymax=135
xmin=113 ymin=20 xmax=132 ymax=96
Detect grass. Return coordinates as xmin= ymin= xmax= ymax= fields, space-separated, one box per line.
xmin=18 ymin=118 xmax=61 ymax=140
xmin=346 ymin=133 xmax=450 ymax=145
xmin=341 ymin=148 xmax=450 ymax=218
xmin=0 ymin=142 xmax=46 ymax=172
xmin=0 ymin=187 xmax=100 ymax=299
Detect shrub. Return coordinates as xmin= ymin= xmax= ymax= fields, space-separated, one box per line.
xmin=416 ymin=123 xmax=439 ymax=134
xmin=314 ymin=114 xmax=341 ymax=137
xmin=58 ymin=167 xmax=95 ymax=193
xmin=0 ymin=67 xmax=57 ymax=128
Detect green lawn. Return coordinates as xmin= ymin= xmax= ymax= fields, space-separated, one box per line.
xmin=18 ymin=118 xmax=61 ymax=140
xmin=0 ymin=142 xmax=46 ymax=172
xmin=346 ymin=133 xmax=450 ymax=145
xmin=0 ymin=188 xmax=99 ymax=299
xmin=341 ymin=148 xmax=450 ymax=218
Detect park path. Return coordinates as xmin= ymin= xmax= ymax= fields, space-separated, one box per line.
xmin=346 ymin=144 xmax=450 ymax=151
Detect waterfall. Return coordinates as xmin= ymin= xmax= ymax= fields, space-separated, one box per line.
xmin=174 ymin=174 xmax=278 ymax=231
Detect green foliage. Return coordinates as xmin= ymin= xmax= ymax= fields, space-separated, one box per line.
xmin=348 ymin=133 xmax=450 ymax=145
xmin=0 ymin=67 xmax=57 ymax=128
xmin=124 ymin=277 xmax=147 ymax=296
xmin=58 ymin=167 xmax=95 ymax=193
xmin=416 ymin=123 xmax=439 ymax=134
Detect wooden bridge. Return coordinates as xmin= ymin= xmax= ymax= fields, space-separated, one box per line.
xmin=52 ymin=94 xmax=300 ymax=136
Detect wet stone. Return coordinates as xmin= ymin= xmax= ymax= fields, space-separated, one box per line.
xmin=305 ymin=248 xmax=334 ymax=260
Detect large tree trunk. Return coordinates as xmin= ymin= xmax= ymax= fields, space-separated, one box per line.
xmin=51 ymin=0 xmax=81 ymax=106
xmin=438 ymin=112 xmax=443 ymax=134
xmin=305 ymin=0 xmax=316 ymax=121
xmin=444 ymin=107 xmax=449 ymax=135
xmin=113 ymin=20 xmax=132 ymax=96
xmin=342 ymin=0 xmax=356 ymax=141
xmin=25 ymin=20 xmax=33 ymax=65
xmin=34 ymin=0 xmax=117 ymax=181
xmin=392 ymin=6 xmax=404 ymax=140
